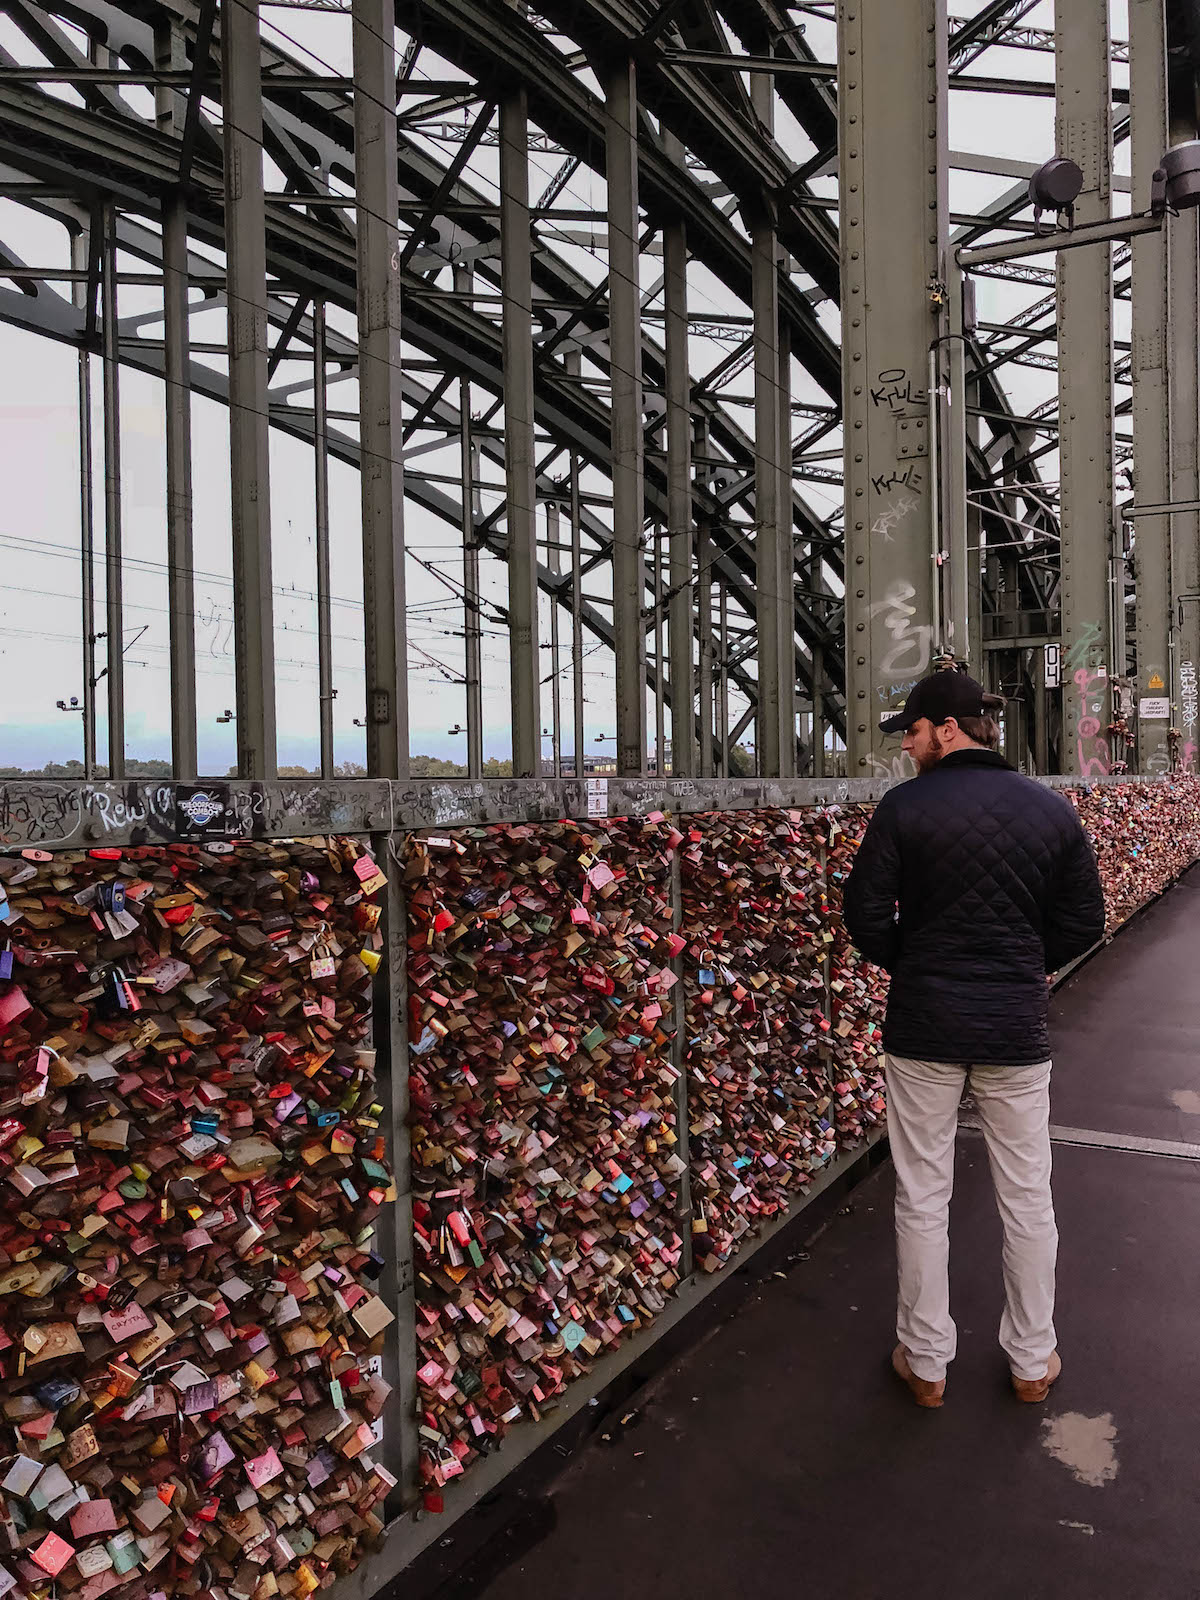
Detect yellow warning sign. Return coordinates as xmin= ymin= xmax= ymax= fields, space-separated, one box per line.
xmin=1149 ymin=673 xmax=1165 ymax=690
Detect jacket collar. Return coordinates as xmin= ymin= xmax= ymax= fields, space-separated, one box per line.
xmin=931 ymin=748 xmax=1014 ymax=772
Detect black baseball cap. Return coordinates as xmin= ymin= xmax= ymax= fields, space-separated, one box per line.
xmin=879 ymin=670 xmax=1005 ymax=735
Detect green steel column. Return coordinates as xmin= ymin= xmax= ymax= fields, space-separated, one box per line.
xmin=222 ymin=0 xmax=276 ymax=778
xmin=1130 ymin=0 xmax=1172 ymax=773
xmin=1168 ymin=202 xmax=1200 ymax=772
xmin=605 ymin=56 xmax=648 ymax=777
xmin=661 ymin=132 xmax=696 ymax=777
xmin=499 ymin=90 xmax=541 ymax=778
xmin=1166 ymin=23 xmax=1200 ymax=774
xmin=353 ymin=0 xmax=409 ymax=777
xmin=1056 ymin=0 xmax=1114 ymax=775
xmin=838 ymin=0 xmax=948 ymax=776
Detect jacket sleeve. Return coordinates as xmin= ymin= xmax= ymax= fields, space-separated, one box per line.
xmin=842 ymin=797 xmax=902 ymax=972
xmin=1043 ymin=816 xmax=1106 ymax=972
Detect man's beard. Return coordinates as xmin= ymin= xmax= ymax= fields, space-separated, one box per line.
xmin=914 ymin=742 xmax=943 ymax=774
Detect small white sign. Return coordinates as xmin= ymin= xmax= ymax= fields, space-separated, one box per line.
xmin=586 ymin=778 xmax=608 ymax=818
xmin=1044 ymin=643 xmax=1061 ymax=689
xmin=1139 ymin=697 xmax=1170 ymax=720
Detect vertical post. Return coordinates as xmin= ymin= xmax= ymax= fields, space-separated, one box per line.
xmin=718 ymin=583 xmax=729 ymax=775
xmin=354 ymin=0 xmax=417 ymax=1503
xmin=778 ymin=318 xmax=796 ymax=772
xmin=945 ymin=266 xmax=971 ymax=668
xmin=1056 ymin=0 xmax=1114 ymax=775
xmin=499 ymin=91 xmax=541 ymax=777
xmin=374 ymin=858 xmax=419 ymax=1505
xmin=163 ymin=196 xmax=197 ymax=778
xmin=605 ymin=56 xmax=647 ymax=776
xmin=570 ymin=450 xmax=585 ymax=775
xmin=1167 ymin=29 xmax=1200 ymax=774
xmin=101 ymin=203 xmax=125 ymax=780
xmin=1034 ymin=644 xmax=1050 ymax=775
xmin=313 ymin=301 xmax=335 ymax=779
xmin=353 ymin=0 xmax=408 ymax=778
xmin=653 ymin=527 xmax=666 ymax=771
xmin=698 ymin=524 xmax=714 ymax=777
xmin=811 ymin=639 xmax=825 ymax=777
xmin=548 ymin=502 xmax=563 ymax=778
xmin=1168 ymin=206 xmax=1200 ymax=771
xmin=751 ymin=204 xmax=787 ymax=777
xmin=838 ymin=0 xmax=948 ymax=773
xmin=750 ymin=40 xmax=793 ymax=779
xmin=662 ymin=150 xmax=695 ymax=777
xmin=456 ymin=269 xmax=483 ymax=779
xmin=967 ymin=412 xmax=985 ymax=676
xmin=668 ymin=845 xmax=693 ymax=1278
xmin=222 ymin=0 xmax=276 ymax=777
xmin=73 ymin=225 xmax=97 ymax=780
xmin=157 ymin=21 xmax=197 ymax=778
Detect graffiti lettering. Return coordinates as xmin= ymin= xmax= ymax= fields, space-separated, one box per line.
xmin=1181 ymin=660 xmax=1197 ymax=732
xmin=0 ymin=786 xmax=79 ymax=847
xmin=1065 ymin=619 xmax=1103 ymax=674
xmin=871 ymin=465 xmax=924 ymax=496
xmin=88 ymin=785 xmax=175 ymax=835
xmin=867 ymin=751 xmax=917 ymax=782
xmin=870 ymin=368 xmax=926 ymax=414
xmin=876 ymin=676 xmax=922 ymax=706
xmin=870 ymin=493 xmax=920 ymax=543
xmin=1074 ymin=665 xmax=1111 ymax=777
xmin=868 ymin=580 xmax=933 ymax=678
xmin=1144 ymin=747 xmax=1171 ymax=777
xmin=430 ymin=782 xmax=486 ymax=827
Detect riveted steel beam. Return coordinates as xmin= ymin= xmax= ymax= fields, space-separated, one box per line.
xmin=1056 ymin=0 xmax=1114 ymax=776
xmin=839 ymin=0 xmax=948 ymax=777
xmin=1130 ymin=0 xmax=1172 ymax=773
xmin=606 ymin=55 xmax=647 ymax=777
xmin=353 ymin=0 xmax=408 ymax=778
xmin=222 ymin=0 xmax=277 ymax=777
xmin=156 ymin=20 xmax=198 ymax=779
xmin=662 ymin=133 xmax=696 ymax=777
xmin=500 ymin=90 xmax=541 ymax=778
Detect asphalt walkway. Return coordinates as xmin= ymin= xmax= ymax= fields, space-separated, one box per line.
xmin=470 ymin=867 xmax=1200 ymax=1600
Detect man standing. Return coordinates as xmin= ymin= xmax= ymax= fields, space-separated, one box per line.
xmin=843 ymin=670 xmax=1105 ymax=1409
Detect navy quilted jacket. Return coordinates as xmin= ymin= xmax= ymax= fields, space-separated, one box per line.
xmin=842 ymin=749 xmax=1105 ymax=1066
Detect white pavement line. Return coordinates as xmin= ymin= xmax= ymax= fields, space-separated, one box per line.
xmin=959 ymin=1116 xmax=1200 ymax=1163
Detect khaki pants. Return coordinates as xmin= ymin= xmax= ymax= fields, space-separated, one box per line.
xmin=884 ymin=1053 xmax=1058 ymax=1384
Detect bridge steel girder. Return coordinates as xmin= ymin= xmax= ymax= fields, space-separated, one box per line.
xmin=1130 ymin=0 xmax=1172 ymax=773
xmin=0 ymin=0 xmax=1091 ymax=786
xmin=838 ymin=0 xmax=949 ymax=778
xmin=1055 ymin=0 xmax=1115 ymax=776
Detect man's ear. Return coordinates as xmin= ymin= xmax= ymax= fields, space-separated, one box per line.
xmin=938 ymin=717 xmax=959 ymax=744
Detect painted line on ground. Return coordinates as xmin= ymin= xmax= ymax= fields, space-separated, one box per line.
xmin=959 ymin=1116 xmax=1200 ymax=1163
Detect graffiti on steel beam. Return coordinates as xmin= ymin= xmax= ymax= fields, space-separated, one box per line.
xmin=871 ymin=465 xmax=924 ymax=497
xmin=1073 ymin=663 xmax=1111 ymax=779
xmin=870 ymin=368 xmax=926 ymax=414
xmin=868 ymin=580 xmax=933 ymax=678
xmin=0 ymin=782 xmax=386 ymax=850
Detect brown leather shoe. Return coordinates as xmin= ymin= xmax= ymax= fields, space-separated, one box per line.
xmin=892 ymin=1345 xmax=946 ymax=1408
xmin=1012 ymin=1349 xmax=1062 ymax=1404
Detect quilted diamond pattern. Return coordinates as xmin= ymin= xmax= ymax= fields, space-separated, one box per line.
xmin=843 ymin=750 xmax=1106 ymax=1066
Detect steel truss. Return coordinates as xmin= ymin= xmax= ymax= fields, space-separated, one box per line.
xmin=0 ymin=0 xmax=1179 ymax=792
